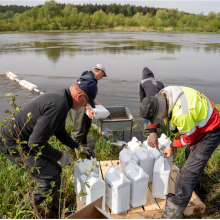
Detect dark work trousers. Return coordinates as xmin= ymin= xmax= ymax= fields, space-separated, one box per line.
xmin=175 ymin=127 xmax=220 ymax=202
xmin=68 ymin=107 xmax=92 ymax=145
xmin=0 ymin=140 xmax=62 ymax=204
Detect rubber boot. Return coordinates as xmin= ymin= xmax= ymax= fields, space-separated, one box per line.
xmin=143 ymin=123 xmax=150 ymax=140
xmin=161 ymin=193 xmax=188 ymax=219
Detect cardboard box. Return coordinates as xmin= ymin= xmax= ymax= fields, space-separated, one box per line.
xmin=66 ymin=196 xmax=113 ymax=219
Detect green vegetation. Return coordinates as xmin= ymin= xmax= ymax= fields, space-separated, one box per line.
xmin=0 ymin=0 xmax=220 ymax=33
xmin=0 ymin=93 xmax=220 ymax=218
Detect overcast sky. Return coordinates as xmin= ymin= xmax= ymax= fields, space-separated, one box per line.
xmin=0 ymin=1 xmax=220 ymax=15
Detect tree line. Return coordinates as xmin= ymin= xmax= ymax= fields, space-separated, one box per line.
xmin=0 ymin=3 xmax=159 ymax=16
xmin=0 ymin=0 xmax=219 ymax=33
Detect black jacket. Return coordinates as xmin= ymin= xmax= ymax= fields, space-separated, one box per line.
xmin=138 ymin=67 xmax=164 ymax=102
xmin=0 ymin=88 xmax=79 ymax=161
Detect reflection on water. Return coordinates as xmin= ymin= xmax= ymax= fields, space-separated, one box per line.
xmin=0 ymin=32 xmax=220 ymax=121
xmin=0 ymin=32 xmax=220 ymax=63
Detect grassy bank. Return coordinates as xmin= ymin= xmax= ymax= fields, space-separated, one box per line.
xmin=0 ymin=105 xmax=220 ymax=218
xmin=1 ymin=26 xmax=220 ymax=34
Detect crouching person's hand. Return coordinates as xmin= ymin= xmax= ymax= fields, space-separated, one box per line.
xmin=79 ymin=147 xmax=96 ymax=159
xmin=163 ymin=145 xmax=174 ymax=158
xmin=57 ymin=153 xmax=71 ymax=167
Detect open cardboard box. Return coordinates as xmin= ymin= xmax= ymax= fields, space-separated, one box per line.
xmin=66 ymin=196 xmax=113 ymax=219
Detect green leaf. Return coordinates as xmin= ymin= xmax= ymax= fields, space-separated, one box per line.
xmin=27 ymin=112 xmax=31 ymax=118
xmin=5 ymin=93 xmax=14 ymax=97
xmin=4 ymin=110 xmax=12 ymax=114
xmin=85 ymin=182 xmax=90 ymax=188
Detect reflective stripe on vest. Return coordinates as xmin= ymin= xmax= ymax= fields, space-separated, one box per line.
xmin=174 ymin=87 xmax=213 ymax=136
xmin=180 ymin=135 xmax=187 ymax=146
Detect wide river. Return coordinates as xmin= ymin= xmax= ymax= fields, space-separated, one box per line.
xmin=0 ymin=32 xmax=220 ymax=121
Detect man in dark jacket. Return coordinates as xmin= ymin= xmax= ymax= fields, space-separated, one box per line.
xmin=69 ymin=64 xmax=107 ymax=146
xmin=0 ymin=78 xmax=96 ymax=206
xmin=138 ymin=67 xmax=164 ymax=139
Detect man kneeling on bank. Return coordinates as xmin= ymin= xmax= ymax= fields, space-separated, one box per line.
xmin=140 ymin=86 xmax=220 ymax=219
xmin=0 ymin=78 xmax=96 ymax=207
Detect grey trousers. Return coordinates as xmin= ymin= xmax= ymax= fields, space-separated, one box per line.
xmin=68 ymin=108 xmax=91 ymax=145
xmin=175 ymin=127 xmax=220 ymax=202
xmin=0 ymin=141 xmax=61 ymax=204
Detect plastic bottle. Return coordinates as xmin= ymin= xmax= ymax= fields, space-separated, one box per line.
xmin=128 ymin=137 xmax=142 ymax=153
xmin=105 ymin=165 xmax=131 ymax=214
xmin=119 ymin=146 xmax=138 ymax=174
xmin=143 ymin=139 xmax=161 ymax=160
xmin=152 ymin=156 xmax=171 ymax=199
xmin=74 ymin=158 xmax=99 ymax=195
xmin=158 ymin=133 xmax=173 ymax=167
xmin=86 ymin=105 xmax=110 ymax=119
xmin=124 ymin=160 xmax=149 ymax=207
xmin=133 ymin=145 xmax=155 ymax=182
xmin=80 ymin=172 xmax=105 ymax=210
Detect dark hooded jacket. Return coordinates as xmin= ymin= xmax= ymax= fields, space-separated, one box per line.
xmin=138 ymin=67 xmax=164 ymax=102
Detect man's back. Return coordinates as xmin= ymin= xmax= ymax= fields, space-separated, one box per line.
xmin=1 ymin=89 xmax=72 ymax=146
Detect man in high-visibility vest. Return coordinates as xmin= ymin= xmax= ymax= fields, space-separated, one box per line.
xmin=140 ymin=86 xmax=220 ymax=219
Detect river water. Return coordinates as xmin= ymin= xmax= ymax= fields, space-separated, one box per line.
xmin=0 ymin=32 xmax=220 ymax=121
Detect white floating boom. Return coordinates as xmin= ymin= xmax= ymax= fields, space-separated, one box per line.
xmin=6 ymin=71 xmax=19 ymax=81
xmin=5 ymin=71 xmax=44 ymax=94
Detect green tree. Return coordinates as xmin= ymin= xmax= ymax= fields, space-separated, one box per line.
xmin=127 ymin=5 xmax=132 ymax=17
xmin=207 ymin=11 xmax=216 ymax=21
xmin=64 ymin=3 xmax=74 ymax=17
xmin=43 ymin=0 xmax=59 ymax=19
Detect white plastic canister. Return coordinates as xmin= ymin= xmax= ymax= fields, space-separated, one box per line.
xmin=152 ymin=156 xmax=171 ymax=199
xmin=86 ymin=105 xmax=110 ymax=119
xmin=80 ymin=172 xmax=105 ymax=210
xmin=143 ymin=139 xmax=161 ymax=160
xmin=105 ymin=165 xmax=131 ymax=215
xmin=158 ymin=133 xmax=173 ymax=167
xmin=119 ymin=146 xmax=138 ymax=174
xmin=134 ymin=145 xmax=155 ymax=182
xmin=124 ymin=160 xmax=149 ymax=208
xmin=74 ymin=158 xmax=99 ymax=195
xmin=128 ymin=137 xmax=142 ymax=153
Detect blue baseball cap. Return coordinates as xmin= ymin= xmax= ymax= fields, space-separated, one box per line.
xmin=77 ymin=78 xmax=98 ymax=108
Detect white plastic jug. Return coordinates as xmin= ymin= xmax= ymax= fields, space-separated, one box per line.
xmin=74 ymin=158 xmax=99 ymax=195
xmin=158 ymin=134 xmax=173 ymax=167
xmin=133 ymin=145 xmax=155 ymax=182
xmin=80 ymin=172 xmax=105 ymax=210
xmin=143 ymin=139 xmax=161 ymax=159
xmin=119 ymin=146 xmax=138 ymax=174
xmin=86 ymin=105 xmax=110 ymax=119
xmin=152 ymin=156 xmax=171 ymax=199
xmin=124 ymin=160 xmax=149 ymax=208
xmin=158 ymin=133 xmax=172 ymax=149
xmin=105 ymin=165 xmax=131 ymax=215
xmin=128 ymin=137 xmax=142 ymax=153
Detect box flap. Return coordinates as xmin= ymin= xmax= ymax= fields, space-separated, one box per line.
xmin=66 ymin=196 xmax=113 ymax=219
xmin=95 ymin=206 xmax=113 ymax=219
